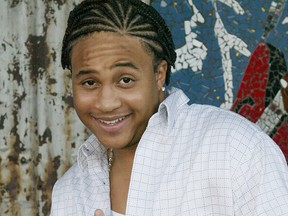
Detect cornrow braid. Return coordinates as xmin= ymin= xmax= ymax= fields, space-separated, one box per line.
xmin=61 ymin=0 xmax=176 ymax=84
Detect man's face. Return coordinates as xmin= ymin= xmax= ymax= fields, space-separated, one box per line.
xmin=70 ymin=32 xmax=167 ymax=149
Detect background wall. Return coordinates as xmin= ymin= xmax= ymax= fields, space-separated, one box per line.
xmin=0 ymin=0 xmax=287 ymax=215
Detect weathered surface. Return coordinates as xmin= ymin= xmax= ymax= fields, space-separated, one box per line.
xmin=1 ymin=0 xmax=287 ymax=215
xmin=0 ymin=0 xmax=89 ymax=215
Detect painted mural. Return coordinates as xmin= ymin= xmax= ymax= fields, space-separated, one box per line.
xmin=0 ymin=0 xmax=287 ymax=215
xmin=152 ymin=0 xmax=288 ymax=159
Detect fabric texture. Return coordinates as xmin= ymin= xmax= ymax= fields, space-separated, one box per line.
xmin=112 ymin=211 xmax=125 ymax=216
xmin=51 ymin=88 xmax=288 ymax=216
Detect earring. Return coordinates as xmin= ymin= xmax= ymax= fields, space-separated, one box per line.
xmin=161 ymin=86 xmax=166 ymax=92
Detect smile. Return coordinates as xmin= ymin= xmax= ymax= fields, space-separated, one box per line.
xmin=99 ymin=116 xmax=127 ymax=126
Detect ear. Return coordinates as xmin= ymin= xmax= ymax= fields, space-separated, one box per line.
xmin=155 ymin=60 xmax=168 ymax=90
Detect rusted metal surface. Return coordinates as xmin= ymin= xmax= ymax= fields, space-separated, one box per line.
xmin=0 ymin=0 xmax=89 ymax=215
xmin=1 ymin=0 xmax=287 ymax=215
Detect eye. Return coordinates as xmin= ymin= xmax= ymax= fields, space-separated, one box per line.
xmin=119 ymin=77 xmax=134 ymax=85
xmin=82 ymin=80 xmax=96 ymax=87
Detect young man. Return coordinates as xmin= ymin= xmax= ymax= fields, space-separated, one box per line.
xmin=51 ymin=0 xmax=288 ymax=215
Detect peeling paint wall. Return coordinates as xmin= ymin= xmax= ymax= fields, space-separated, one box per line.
xmin=0 ymin=0 xmax=89 ymax=215
xmin=1 ymin=0 xmax=287 ymax=215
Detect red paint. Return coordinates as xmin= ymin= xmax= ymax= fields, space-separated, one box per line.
xmin=272 ymin=118 xmax=288 ymax=161
xmin=231 ymin=43 xmax=270 ymax=122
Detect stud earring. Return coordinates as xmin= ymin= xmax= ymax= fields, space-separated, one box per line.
xmin=161 ymin=86 xmax=166 ymax=92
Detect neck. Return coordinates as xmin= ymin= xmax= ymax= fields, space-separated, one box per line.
xmin=111 ymin=146 xmax=136 ymax=172
xmin=109 ymin=146 xmax=136 ymax=214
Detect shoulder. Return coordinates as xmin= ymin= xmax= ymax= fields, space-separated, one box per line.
xmin=51 ymin=163 xmax=82 ymax=210
xmin=164 ymin=88 xmax=252 ymax=132
xmin=52 ymin=162 xmax=83 ymax=193
xmin=179 ymin=103 xmax=286 ymax=162
xmin=181 ymin=103 xmax=260 ymax=134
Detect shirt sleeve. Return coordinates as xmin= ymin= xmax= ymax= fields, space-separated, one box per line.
xmin=231 ymin=130 xmax=288 ymax=216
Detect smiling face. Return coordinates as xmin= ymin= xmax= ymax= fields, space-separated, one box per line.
xmin=70 ymin=32 xmax=167 ymax=150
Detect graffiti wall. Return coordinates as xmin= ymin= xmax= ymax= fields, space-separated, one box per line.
xmin=0 ymin=0 xmax=287 ymax=215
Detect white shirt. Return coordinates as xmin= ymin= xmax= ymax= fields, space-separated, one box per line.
xmin=112 ymin=211 xmax=125 ymax=216
xmin=51 ymin=88 xmax=288 ymax=216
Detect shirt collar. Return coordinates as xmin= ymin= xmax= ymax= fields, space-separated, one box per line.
xmin=157 ymin=87 xmax=190 ymax=128
xmin=77 ymin=135 xmax=108 ymax=172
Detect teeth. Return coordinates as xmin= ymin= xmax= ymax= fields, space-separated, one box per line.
xmin=100 ymin=116 xmax=125 ymax=125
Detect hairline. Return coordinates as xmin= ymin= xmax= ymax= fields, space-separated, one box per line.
xmin=67 ymin=31 xmax=164 ymax=72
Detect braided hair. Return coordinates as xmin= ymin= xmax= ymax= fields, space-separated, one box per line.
xmin=61 ymin=0 xmax=176 ymax=85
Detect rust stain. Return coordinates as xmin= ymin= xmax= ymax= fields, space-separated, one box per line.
xmin=38 ymin=128 xmax=52 ymax=147
xmin=3 ymin=165 xmax=21 ymax=207
xmin=1 ymin=1 xmax=86 ymax=215
xmin=62 ymin=95 xmax=74 ymax=108
xmin=51 ymin=48 xmax=57 ymax=62
xmin=25 ymin=35 xmax=50 ymax=84
xmin=0 ymin=114 xmax=6 ymax=129
xmin=48 ymin=78 xmax=57 ymax=85
xmin=40 ymin=156 xmax=61 ymax=215
xmin=4 ymin=111 xmax=25 ymax=215
xmin=0 ymin=157 xmax=3 ymax=205
xmin=46 ymin=0 xmax=71 ymax=9
xmin=9 ymin=0 xmax=24 ymax=8
xmin=7 ymin=56 xmax=23 ymax=86
xmin=9 ymin=111 xmax=26 ymax=161
xmin=1 ymin=43 xmax=6 ymax=50
xmin=2 ymin=52 xmax=27 ymax=214
xmin=34 ymin=153 xmax=42 ymax=167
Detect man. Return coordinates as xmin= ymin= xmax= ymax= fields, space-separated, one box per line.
xmin=51 ymin=0 xmax=288 ymax=215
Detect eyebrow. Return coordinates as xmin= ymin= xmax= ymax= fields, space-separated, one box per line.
xmin=75 ymin=70 xmax=97 ymax=78
xmin=111 ymin=61 xmax=140 ymax=70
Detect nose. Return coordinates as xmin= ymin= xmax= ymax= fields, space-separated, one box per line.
xmin=95 ymin=86 xmax=121 ymax=112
